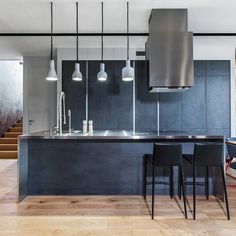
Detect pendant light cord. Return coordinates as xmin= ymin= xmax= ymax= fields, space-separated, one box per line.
xmin=76 ymin=2 xmax=79 ymax=62
xmin=50 ymin=2 xmax=53 ymax=60
xmin=101 ymin=2 xmax=104 ymax=62
xmin=127 ymin=1 xmax=129 ymax=61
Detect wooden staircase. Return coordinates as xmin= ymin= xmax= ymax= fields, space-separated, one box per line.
xmin=0 ymin=120 xmax=22 ymax=159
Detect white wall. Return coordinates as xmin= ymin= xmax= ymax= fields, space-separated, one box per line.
xmin=23 ymin=56 xmax=57 ymax=134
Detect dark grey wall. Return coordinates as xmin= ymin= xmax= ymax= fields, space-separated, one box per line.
xmin=159 ymin=60 xmax=231 ymax=136
xmin=62 ymin=60 xmax=231 ymax=136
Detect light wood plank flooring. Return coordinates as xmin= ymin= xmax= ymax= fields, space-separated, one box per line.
xmin=0 ymin=160 xmax=236 ymax=236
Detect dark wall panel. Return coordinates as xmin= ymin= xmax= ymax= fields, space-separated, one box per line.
xmin=206 ymin=60 xmax=230 ymax=77
xmin=159 ymin=93 xmax=182 ymax=131
xmin=88 ymin=61 xmax=111 ymax=130
xmin=88 ymin=60 xmax=133 ymax=130
xmin=135 ymin=61 xmax=157 ymax=132
xmin=109 ymin=61 xmax=133 ymax=130
xmin=62 ymin=60 xmax=231 ymax=136
xmin=206 ymin=61 xmax=230 ymax=137
xmin=194 ymin=61 xmax=206 ymax=76
xmin=62 ymin=61 xmax=86 ymax=130
xmin=159 ymin=60 xmax=231 ymax=136
xmin=182 ymin=76 xmax=206 ymax=132
xmin=207 ymin=76 xmax=230 ymax=131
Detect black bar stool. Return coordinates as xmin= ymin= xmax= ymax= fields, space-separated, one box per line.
xmin=143 ymin=143 xmax=187 ymax=219
xmin=183 ymin=143 xmax=230 ymax=220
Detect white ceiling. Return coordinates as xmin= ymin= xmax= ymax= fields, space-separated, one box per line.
xmin=0 ymin=0 xmax=236 ymax=59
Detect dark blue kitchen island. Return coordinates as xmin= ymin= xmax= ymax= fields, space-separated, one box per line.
xmin=18 ymin=131 xmax=225 ymax=202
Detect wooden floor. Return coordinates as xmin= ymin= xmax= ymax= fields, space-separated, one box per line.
xmin=0 ymin=160 xmax=236 ymax=236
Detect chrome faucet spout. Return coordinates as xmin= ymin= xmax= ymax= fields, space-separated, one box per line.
xmin=68 ymin=109 xmax=72 ymax=135
xmin=63 ymin=94 xmax=66 ymax=124
xmin=58 ymin=91 xmax=66 ymax=135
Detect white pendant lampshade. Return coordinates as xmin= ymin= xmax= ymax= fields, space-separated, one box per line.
xmin=122 ymin=59 xmax=134 ymax=81
xmin=72 ymin=63 xmax=82 ymax=81
xmin=97 ymin=63 xmax=107 ymax=81
xmin=46 ymin=60 xmax=58 ymax=81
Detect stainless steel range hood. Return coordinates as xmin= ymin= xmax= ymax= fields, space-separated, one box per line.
xmin=146 ymin=9 xmax=194 ymax=93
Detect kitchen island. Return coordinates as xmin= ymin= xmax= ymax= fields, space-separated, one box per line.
xmin=18 ymin=131 xmax=225 ymax=202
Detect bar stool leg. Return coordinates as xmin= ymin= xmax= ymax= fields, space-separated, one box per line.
xmin=151 ymin=159 xmax=155 ymax=219
xmin=180 ymin=165 xmax=187 ymax=219
xmin=170 ymin=166 xmax=174 ymax=199
xmin=178 ymin=166 xmax=181 ymax=199
xmin=143 ymin=156 xmax=147 ymax=200
xmin=220 ymin=166 xmax=230 ymax=220
xmin=193 ymin=164 xmax=196 ymax=220
xmin=205 ymin=166 xmax=209 ymax=200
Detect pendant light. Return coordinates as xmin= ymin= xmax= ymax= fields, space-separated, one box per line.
xmin=72 ymin=2 xmax=82 ymax=81
xmin=122 ymin=1 xmax=134 ymax=81
xmin=46 ymin=2 xmax=58 ymax=81
xmin=97 ymin=2 xmax=107 ymax=82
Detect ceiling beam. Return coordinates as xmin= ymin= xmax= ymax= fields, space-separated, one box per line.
xmin=0 ymin=32 xmax=236 ymax=37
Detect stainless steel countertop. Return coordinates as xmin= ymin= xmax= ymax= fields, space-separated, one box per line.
xmin=19 ymin=130 xmax=225 ymax=141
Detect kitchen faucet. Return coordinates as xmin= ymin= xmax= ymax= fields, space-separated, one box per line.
xmin=57 ymin=91 xmax=66 ymax=135
xmin=68 ymin=109 xmax=72 ymax=135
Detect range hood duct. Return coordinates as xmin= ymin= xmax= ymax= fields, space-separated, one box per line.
xmin=146 ymin=9 xmax=194 ymax=92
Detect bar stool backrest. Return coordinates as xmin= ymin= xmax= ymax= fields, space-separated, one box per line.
xmin=226 ymin=143 xmax=236 ymax=159
xmin=226 ymin=137 xmax=236 ymax=142
xmin=153 ymin=143 xmax=182 ymax=166
xmin=194 ymin=142 xmax=224 ymax=167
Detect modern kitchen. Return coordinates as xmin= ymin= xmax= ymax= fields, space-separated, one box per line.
xmin=0 ymin=0 xmax=236 ymax=235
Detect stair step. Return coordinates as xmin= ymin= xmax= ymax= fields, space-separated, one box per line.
xmin=0 ymin=138 xmax=18 ymax=144
xmin=9 ymin=127 xmax=22 ymax=132
xmin=4 ymin=132 xmax=22 ymax=138
xmin=14 ymin=123 xmax=23 ymax=127
xmin=0 ymin=151 xmax=17 ymax=159
xmin=0 ymin=144 xmax=17 ymax=151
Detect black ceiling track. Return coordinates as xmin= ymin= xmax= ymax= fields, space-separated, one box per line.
xmin=0 ymin=32 xmax=236 ymax=37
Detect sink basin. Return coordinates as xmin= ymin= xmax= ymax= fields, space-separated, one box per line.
xmin=72 ymin=130 xmax=82 ymax=134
